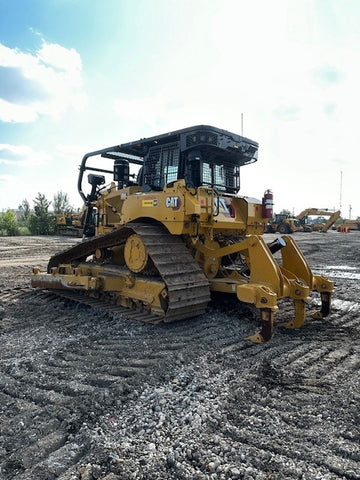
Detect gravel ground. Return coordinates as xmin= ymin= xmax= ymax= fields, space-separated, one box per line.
xmin=0 ymin=231 xmax=359 ymax=480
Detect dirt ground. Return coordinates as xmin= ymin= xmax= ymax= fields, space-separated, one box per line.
xmin=0 ymin=231 xmax=359 ymax=480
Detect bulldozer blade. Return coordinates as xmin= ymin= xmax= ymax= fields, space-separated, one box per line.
xmin=244 ymin=308 xmax=274 ymax=344
xmin=281 ymin=299 xmax=306 ymax=330
xmin=311 ymin=292 xmax=332 ymax=319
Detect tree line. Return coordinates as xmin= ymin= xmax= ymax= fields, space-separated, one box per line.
xmin=0 ymin=191 xmax=75 ymax=236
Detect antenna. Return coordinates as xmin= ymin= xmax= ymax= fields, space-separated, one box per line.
xmin=339 ymin=170 xmax=342 ymax=213
xmin=349 ymin=204 xmax=352 ymax=219
xmin=241 ymin=113 xmax=244 ymax=137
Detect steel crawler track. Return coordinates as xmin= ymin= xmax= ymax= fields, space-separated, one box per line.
xmin=45 ymin=223 xmax=211 ymax=323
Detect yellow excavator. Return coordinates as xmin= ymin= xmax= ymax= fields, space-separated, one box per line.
xmin=296 ymin=208 xmax=341 ymax=232
xmin=32 ymin=125 xmax=333 ymax=343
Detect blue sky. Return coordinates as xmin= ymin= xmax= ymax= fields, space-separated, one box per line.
xmin=0 ymin=0 xmax=359 ymax=219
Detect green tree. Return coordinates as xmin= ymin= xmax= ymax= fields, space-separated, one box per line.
xmin=34 ymin=193 xmax=51 ymax=216
xmin=28 ymin=193 xmax=56 ymax=235
xmin=53 ymin=191 xmax=73 ymax=214
xmin=0 ymin=210 xmax=20 ymax=236
xmin=18 ymin=199 xmax=31 ymax=224
xmin=279 ymin=209 xmax=292 ymax=217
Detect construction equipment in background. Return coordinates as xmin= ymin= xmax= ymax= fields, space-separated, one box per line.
xmin=296 ymin=208 xmax=341 ymax=233
xmin=266 ymin=213 xmax=303 ymax=234
xmin=56 ymin=209 xmax=85 ymax=237
xmin=335 ymin=219 xmax=360 ymax=232
xmin=32 ymin=125 xmax=333 ymax=344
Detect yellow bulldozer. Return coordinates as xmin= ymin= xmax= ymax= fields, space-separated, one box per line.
xmin=32 ymin=125 xmax=333 ymax=343
xmin=56 ymin=209 xmax=85 ymax=237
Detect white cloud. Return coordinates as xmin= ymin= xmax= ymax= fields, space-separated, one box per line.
xmin=0 ymin=142 xmax=87 ymax=211
xmin=1 ymin=1 xmax=360 ymax=218
xmin=0 ymin=98 xmax=39 ymax=123
xmin=0 ymin=144 xmax=50 ymax=166
xmin=0 ymin=173 xmax=18 ymax=184
xmin=55 ymin=143 xmax=88 ymax=157
xmin=37 ymin=42 xmax=82 ymax=75
xmin=0 ymin=41 xmax=87 ymax=123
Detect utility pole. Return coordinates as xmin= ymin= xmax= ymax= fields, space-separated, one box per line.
xmin=349 ymin=204 xmax=352 ymax=219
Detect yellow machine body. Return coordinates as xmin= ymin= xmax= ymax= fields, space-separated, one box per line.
xmin=266 ymin=214 xmax=303 ymax=234
xmin=32 ymin=125 xmax=334 ymax=343
xmin=56 ymin=208 xmax=85 ymax=237
xmin=94 ymin=180 xmax=264 ymax=237
xmin=335 ymin=219 xmax=360 ymax=232
xmin=296 ymin=208 xmax=341 ymax=233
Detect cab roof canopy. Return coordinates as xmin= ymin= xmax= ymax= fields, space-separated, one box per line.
xmin=99 ymin=125 xmax=259 ymax=167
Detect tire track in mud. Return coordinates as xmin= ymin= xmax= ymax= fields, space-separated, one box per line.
xmin=223 ymin=341 xmax=360 ymax=479
xmin=218 ymin=271 xmax=360 ymax=479
xmin=0 ymin=287 xmax=249 ymax=479
xmin=1 ymin=232 xmax=360 ymax=479
xmin=0 ymin=288 xmax=148 ymax=478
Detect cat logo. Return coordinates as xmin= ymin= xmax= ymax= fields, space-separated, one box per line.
xmin=165 ymin=196 xmax=181 ymax=210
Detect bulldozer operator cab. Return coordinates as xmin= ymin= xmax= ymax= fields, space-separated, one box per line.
xmin=78 ymin=126 xmax=258 ymax=235
xmin=140 ymin=144 xmax=241 ymax=194
xmin=78 ymin=125 xmax=258 ymax=200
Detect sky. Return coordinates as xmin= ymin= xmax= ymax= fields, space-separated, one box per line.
xmin=0 ymin=0 xmax=359 ymax=219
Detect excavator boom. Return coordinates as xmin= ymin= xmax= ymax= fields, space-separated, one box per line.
xmin=296 ymin=208 xmax=341 ymax=232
